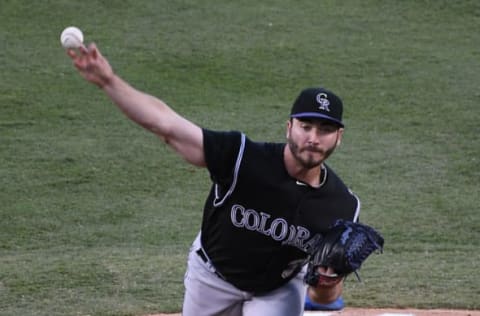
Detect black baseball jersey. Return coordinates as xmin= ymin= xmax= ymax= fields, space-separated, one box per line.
xmin=200 ymin=129 xmax=360 ymax=293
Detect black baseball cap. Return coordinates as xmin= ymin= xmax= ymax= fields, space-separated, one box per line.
xmin=290 ymin=87 xmax=344 ymax=127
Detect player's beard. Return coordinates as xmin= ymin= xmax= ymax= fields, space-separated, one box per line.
xmin=287 ymin=138 xmax=336 ymax=169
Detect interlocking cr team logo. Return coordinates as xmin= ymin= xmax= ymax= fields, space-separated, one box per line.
xmin=316 ymin=93 xmax=330 ymax=112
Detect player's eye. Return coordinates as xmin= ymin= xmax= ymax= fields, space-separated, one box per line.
xmin=299 ymin=122 xmax=312 ymax=128
xmin=318 ymin=125 xmax=337 ymax=133
xmin=301 ymin=124 xmax=312 ymax=131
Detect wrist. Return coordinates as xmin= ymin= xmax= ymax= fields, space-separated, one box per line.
xmin=100 ymin=72 xmax=119 ymax=91
xmin=98 ymin=70 xmax=115 ymax=89
xmin=308 ymin=282 xmax=343 ymax=305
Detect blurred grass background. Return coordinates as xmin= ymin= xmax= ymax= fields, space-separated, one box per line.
xmin=1 ymin=0 xmax=479 ymax=315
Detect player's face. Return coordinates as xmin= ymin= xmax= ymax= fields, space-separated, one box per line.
xmin=286 ymin=118 xmax=343 ymax=169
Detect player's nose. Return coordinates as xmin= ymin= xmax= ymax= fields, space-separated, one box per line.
xmin=306 ymin=130 xmax=321 ymax=145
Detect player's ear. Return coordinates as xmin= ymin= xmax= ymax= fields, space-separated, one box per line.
xmin=286 ymin=119 xmax=292 ymax=138
xmin=336 ymin=128 xmax=344 ymax=146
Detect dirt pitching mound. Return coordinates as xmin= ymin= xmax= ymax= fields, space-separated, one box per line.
xmin=150 ymin=307 xmax=480 ymax=316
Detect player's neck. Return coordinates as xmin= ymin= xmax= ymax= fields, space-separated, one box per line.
xmin=294 ymin=165 xmax=325 ymax=188
xmin=283 ymin=146 xmax=324 ymax=187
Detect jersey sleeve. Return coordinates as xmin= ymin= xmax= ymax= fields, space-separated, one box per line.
xmin=202 ymin=129 xmax=244 ymax=186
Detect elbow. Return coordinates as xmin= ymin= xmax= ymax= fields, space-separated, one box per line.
xmin=144 ymin=119 xmax=171 ymax=139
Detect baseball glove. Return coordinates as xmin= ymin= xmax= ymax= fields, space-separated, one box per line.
xmin=305 ymin=219 xmax=384 ymax=287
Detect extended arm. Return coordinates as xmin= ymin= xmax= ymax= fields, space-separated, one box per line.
xmin=67 ymin=43 xmax=205 ymax=167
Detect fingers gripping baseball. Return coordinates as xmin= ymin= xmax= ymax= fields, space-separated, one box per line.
xmin=67 ymin=43 xmax=114 ymax=88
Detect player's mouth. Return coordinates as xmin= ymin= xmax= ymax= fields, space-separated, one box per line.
xmin=303 ymin=146 xmax=324 ymax=154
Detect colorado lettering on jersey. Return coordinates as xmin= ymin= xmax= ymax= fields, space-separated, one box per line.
xmin=230 ymin=204 xmax=322 ymax=254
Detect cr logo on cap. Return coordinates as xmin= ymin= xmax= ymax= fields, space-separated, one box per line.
xmin=316 ymin=93 xmax=330 ymax=112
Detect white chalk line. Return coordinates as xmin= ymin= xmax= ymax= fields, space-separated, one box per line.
xmin=304 ymin=312 xmax=415 ymax=316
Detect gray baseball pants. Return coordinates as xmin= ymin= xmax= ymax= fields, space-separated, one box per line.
xmin=182 ymin=232 xmax=307 ymax=316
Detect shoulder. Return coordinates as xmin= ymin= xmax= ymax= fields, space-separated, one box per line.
xmin=246 ymin=139 xmax=285 ymax=156
xmin=323 ymin=164 xmax=351 ymax=191
xmin=202 ymin=128 xmax=243 ymax=144
xmin=323 ymin=164 xmax=361 ymax=219
xmin=202 ymin=128 xmax=283 ymax=153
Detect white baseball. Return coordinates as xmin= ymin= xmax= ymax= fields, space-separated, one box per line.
xmin=60 ymin=26 xmax=84 ymax=49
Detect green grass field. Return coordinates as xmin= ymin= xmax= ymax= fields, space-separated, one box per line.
xmin=1 ymin=1 xmax=479 ymax=315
